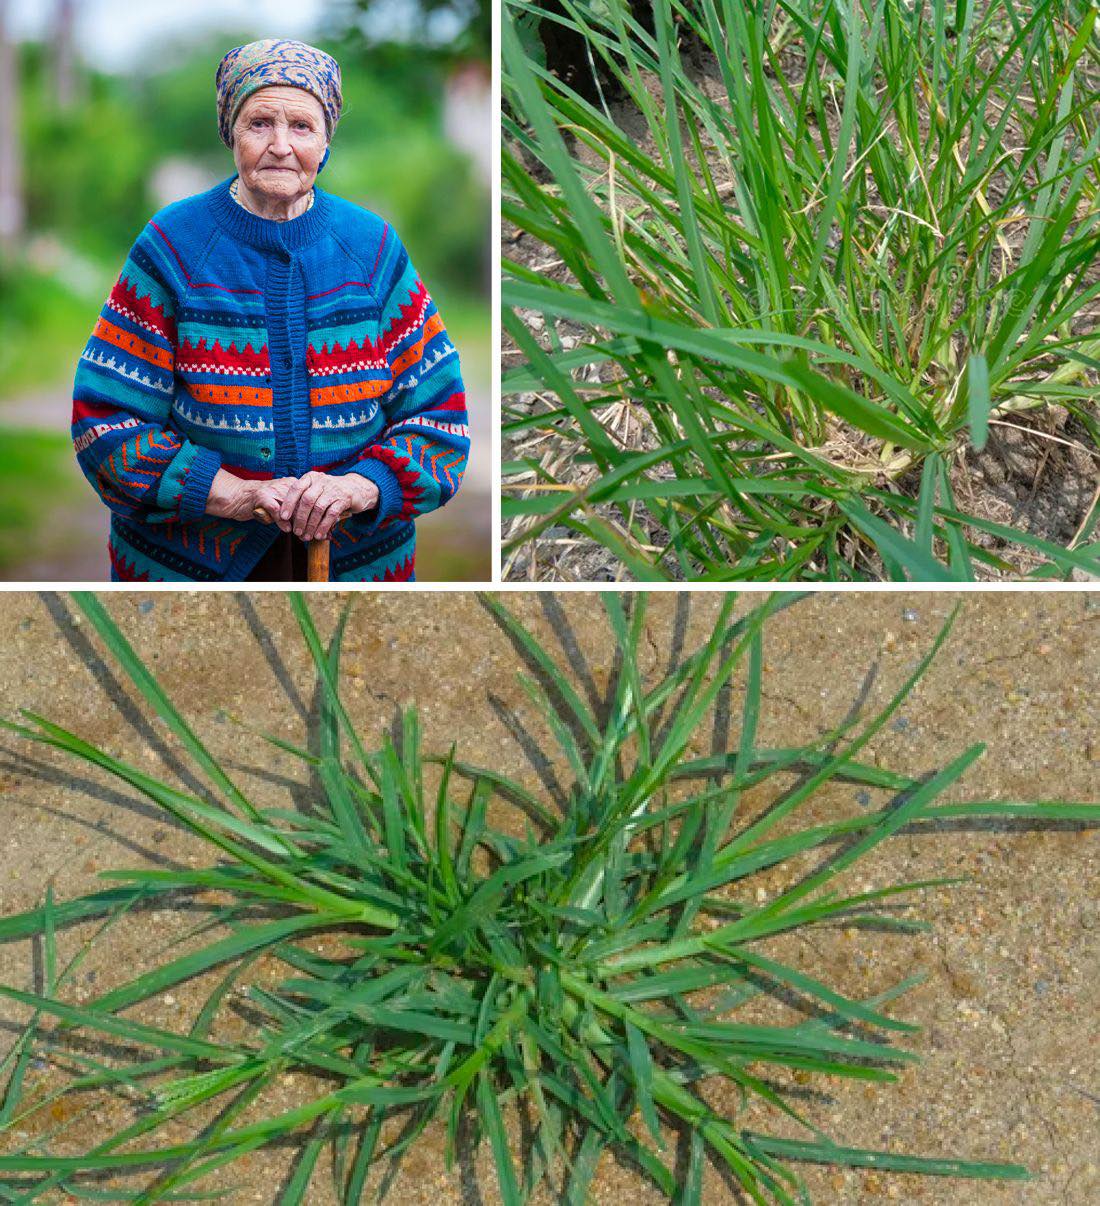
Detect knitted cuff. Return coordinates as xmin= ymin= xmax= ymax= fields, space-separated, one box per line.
xmin=342 ymin=455 xmax=404 ymax=534
xmin=178 ymin=446 xmax=224 ymax=523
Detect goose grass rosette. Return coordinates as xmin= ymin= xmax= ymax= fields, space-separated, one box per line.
xmin=0 ymin=593 xmax=1097 ymax=1202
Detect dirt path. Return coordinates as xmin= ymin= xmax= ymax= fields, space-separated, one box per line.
xmin=1 ymin=386 xmax=75 ymax=430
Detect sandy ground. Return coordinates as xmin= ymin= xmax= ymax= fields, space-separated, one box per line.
xmin=0 ymin=590 xmax=1097 ymax=1203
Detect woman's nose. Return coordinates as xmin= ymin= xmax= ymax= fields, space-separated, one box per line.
xmin=270 ymin=123 xmax=292 ymax=154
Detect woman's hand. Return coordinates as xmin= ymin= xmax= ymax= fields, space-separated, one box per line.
xmin=278 ymin=472 xmax=380 ymax=541
xmin=205 ymin=469 xmax=299 ymax=529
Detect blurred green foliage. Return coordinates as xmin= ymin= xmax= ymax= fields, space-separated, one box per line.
xmin=0 ymin=432 xmax=82 ymax=572
xmin=0 ymin=264 xmax=106 ymax=396
xmin=19 ymin=44 xmax=154 ymax=260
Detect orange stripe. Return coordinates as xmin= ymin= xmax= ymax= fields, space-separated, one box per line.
xmin=119 ymin=441 xmax=158 ymax=479
xmin=309 ymin=378 xmax=390 ymax=408
xmin=94 ymin=317 xmax=172 ymax=370
xmin=185 ymin=383 xmax=274 ymax=407
xmin=390 ymin=312 xmax=444 ymax=378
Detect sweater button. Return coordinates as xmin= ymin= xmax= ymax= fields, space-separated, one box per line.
xmin=281 ymin=352 xmax=292 ymax=368
xmin=260 ymin=446 xmax=271 ymax=459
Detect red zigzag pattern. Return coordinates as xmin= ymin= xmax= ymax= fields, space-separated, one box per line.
xmin=380 ymin=280 xmax=429 ymax=357
xmin=177 ymin=338 xmax=269 ymax=375
xmin=110 ymin=276 xmax=176 ymax=343
xmin=108 ymin=544 xmax=151 ymax=582
xmin=363 ymin=446 xmax=426 ymax=522
xmin=375 ymin=553 xmax=414 ymax=582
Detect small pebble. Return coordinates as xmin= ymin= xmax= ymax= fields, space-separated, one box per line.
xmin=856 ymin=790 xmax=872 ymax=807
xmin=901 ymin=608 xmax=919 ymax=622
xmin=890 ymin=717 xmax=910 ymax=732
xmin=137 ymin=600 xmax=155 ymax=614
xmin=1034 ymin=979 xmax=1050 ymax=995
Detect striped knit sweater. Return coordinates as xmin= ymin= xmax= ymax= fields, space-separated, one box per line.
xmin=71 ymin=176 xmax=468 ymax=581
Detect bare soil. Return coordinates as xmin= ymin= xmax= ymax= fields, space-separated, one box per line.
xmin=0 ymin=591 xmax=1098 ymax=1203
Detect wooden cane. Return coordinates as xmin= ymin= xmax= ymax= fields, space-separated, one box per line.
xmin=252 ymin=507 xmax=331 ymax=582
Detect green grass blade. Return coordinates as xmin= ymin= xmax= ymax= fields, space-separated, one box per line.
xmin=70 ymin=594 xmax=262 ymax=822
xmin=966 ymin=353 xmax=991 ymax=451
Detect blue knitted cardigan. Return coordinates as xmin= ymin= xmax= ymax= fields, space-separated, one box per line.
xmin=71 ymin=176 xmax=469 ymax=581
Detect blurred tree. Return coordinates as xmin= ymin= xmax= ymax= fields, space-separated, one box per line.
xmin=0 ymin=0 xmax=24 ymax=256
xmin=52 ymin=0 xmax=80 ymax=110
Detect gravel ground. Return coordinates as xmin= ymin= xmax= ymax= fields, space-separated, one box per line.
xmin=0 ymin=590 xmax=1097 ymax=1203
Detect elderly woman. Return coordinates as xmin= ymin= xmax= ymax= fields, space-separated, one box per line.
xmin=71 ymin=39 xmax=468 ymax=581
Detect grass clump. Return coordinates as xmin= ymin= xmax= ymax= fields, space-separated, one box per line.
xmin=0 ymin=591 xmax=1097 ymax=1202
xmin=502 ymin=0 xmax=1100 ymax=581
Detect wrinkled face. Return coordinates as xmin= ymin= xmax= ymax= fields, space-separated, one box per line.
xmin=231 ymin=86 xmax=328 ymax=200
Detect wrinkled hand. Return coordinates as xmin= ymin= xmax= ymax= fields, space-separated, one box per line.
xmin=278 ymin=471 xmax=380 ymax=542
xmin=205 ymin=469 xmax=299 ymax=526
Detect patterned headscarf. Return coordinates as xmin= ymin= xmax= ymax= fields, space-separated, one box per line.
xmin=215 ymin=39 xmax=342 ymax=150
